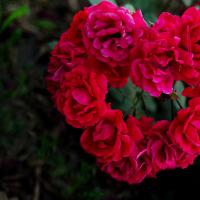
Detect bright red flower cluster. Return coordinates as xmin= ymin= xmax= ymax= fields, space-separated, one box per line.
xmin=46 ymin=1 xmax=200 ymax=184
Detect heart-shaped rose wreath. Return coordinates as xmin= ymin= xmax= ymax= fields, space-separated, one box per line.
xmin=46 ymin=1 xmax=200 ymax=184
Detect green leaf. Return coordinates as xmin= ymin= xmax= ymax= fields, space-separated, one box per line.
xmin=124 ymin=3 xmax=135 ymax=12
xmin=130 ymin=0 xmax=160 ymax=23
xmin=143 ymin=92 xmax=157 ymax=113
xmin=1 ymin=5 xmax=30 ymax=32
xmin=108 ymin=79 xmax=138 ymax=116
xmin=6 ymin=28 xmax=22 ymax=46
xmin=83 ymin=187 xmax=105 ymax=200
xmin=195 ymin=5 xmax=200 ymax=10
xmin=182 ymin=0 xmax=193 ymax=7
xmin=48 ymin=40 xmax=58 ymax=51
xmin=36 ymin=19 xmax=56 ymax=30
xmin=174 ymin=81 xmax=187 ymax=109
xmin=88 ymin=0 xmax=117 ymax=5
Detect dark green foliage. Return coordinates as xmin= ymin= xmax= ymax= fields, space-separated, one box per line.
xmin=89 ymin=0 xmax=117 ymax=5
xmin=1 ymin=5 xmax=30 ymax=32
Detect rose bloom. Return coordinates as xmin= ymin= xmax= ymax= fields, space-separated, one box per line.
xmin=83 ymin=1 xmax=147 ymax=67
xmin=51 ymin=36 xmax=85 ymax=71
xmin=153 ymin=8 xmax=200 ymax=86
xmin=47 ymin=2 xmax=148 ymax=89
xmin=46 ymin=39 xmax=86 ymax=94
xmin=126 ymin=117 xmax=177 ymax=178
xmin=98 ymin=149 xmax=152 ymax=184
xmin=182 ymin=84 xmax=200 ymax=98
xmin=146 ymin=120 xmax=196 ymax=173
xmin=146 ymin=120 xmax=178 ymax=173
xmin=153 ymin=12 xmax=181 ymax=37
xmin=46 ymin=9 xmax=88 ymax=95
xmin=80 ymin=110 xmax=132 ymax=163
xmin=54 ymin=66 xmax=108 ymax=128
xmin=174 ymin=145 xmax=197 ymax=169
xmin=169 ymin=97 xmax=200 ymax=154
xmin=80 ymin=1 xmax=147 ymax=88
xmin=64 ymin=9 xmax=88 ymax=44
xmin=86 ymin=56 xmax=130 ymax=88
xmin=130 ymin=28 xmax=177 ymax=96
xmin=99 ymin=114 xmax=198 ymax=184
xmin=181 ymin=7 xmax=200 ymax=68
xmin=98 ymin=116 xmax=153 ymax=184
xmin=99 ymin=116 xmax=155 ymax=184
xmin=99 ymin=115 xmax=153 ymax=184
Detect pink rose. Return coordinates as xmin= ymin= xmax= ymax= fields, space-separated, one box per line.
xmin=46 ymin=40 xmax=86 ymax=94
xmin=46 ymin=9 xmax=88 ymax=95
xmin=83 ymin=1 xmax=147 ymax=67
xmin=86 ymin=56 xmax=130 ymax=88
xmin=80 ymin=110 xmax=132 ymax=163
xmin=153 ymin=12 xmax=181 ymax=37
xmin=181 ymin=7 xmax=200 ymax=68
xmin=99 ymin=149 xmax=152 ymax=184
xmin=169 ymin=97 xmax=200 ymax=154
xmin=174 ymin=146 xmax=197 ymax=169
xmin=146 ymin=120 xmax=178 ymax=173
xmin=54 ymin=66 xmax=108 ymax=128
xmin=182 ymin=84 xmax=200 ymax=98
xmin=130 ymin=29 xmax=177 ymax=96
xmin=153 ymin=9 xmax=200 ymax=86
xmin=98 ymin=115 xmax=153 ymax=184
xmin=64 ymin=9 xmax=88 ymax=45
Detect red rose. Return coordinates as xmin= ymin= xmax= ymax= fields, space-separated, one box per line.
xmin=64 ymin=9 xmax=88 ymax=45
xmin=98 ymin=149 xmax=152 ymax=184
xmin=54 ymin=66 xmax=108 ymax=128
xmin=46 ymin=10 xmax=88 ymax=95
xmin=83 ymin=1 xmax=147 ymax=67
xmin=46 ymin=57 xmax=66 ymax=94
xmin=170 ymin=7 xmax=200 ymax=85
xmin=146 ymin=120 xmax=178 ymax=173
xmin=169 ymin=97 xmax=200 ymax=154
xmin=181 ymin=7 xmax=200 ymax=68
xmin=51 ymin=39 xmax=85 ymax=71
xmin=46 ymin=2 xmax=200 ymax=184
xmin=125 ymin=116 xmax=154 ymax=183
xmin=153 ymin=12 xmax=181 ymax=37
xmin=86 ymin=56 xmax=130 ymax=88
xmin=130 ymin=29 xmax=177 ymax=96
xmin=80 ymin=110 xmax=132 ymax=163
xmin=174 ymin=146 xmax=197 ymax=169
xmin=46 ymin=40 xmax=86 ymax=94
xmin=131 ymin=59 xmax=174 ymax=97
xmin=47 ymin=2 xmax=148 ymax=89
xmin=98 ymin=115 xmax=153 ymax=184
xmin=182 ymin=84 xmax=200 ymax=98
xmin=80 ymin=1 xmax=147 ymax=88
xmin=153 ymin=9 xmax=200 ymax=86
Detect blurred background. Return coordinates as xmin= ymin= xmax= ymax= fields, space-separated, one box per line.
xmin=1 ymin=0 xmax=200 ymax=199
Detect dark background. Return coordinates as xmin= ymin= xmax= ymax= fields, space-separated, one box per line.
xmin=1 ymin=0 xmax=200 ymax=199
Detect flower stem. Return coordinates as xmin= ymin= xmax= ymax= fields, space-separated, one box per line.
xmin=176 ymin=99 xmax=183 ymax=109
xmin=171 ymin=100 xmax=174 ymax=120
